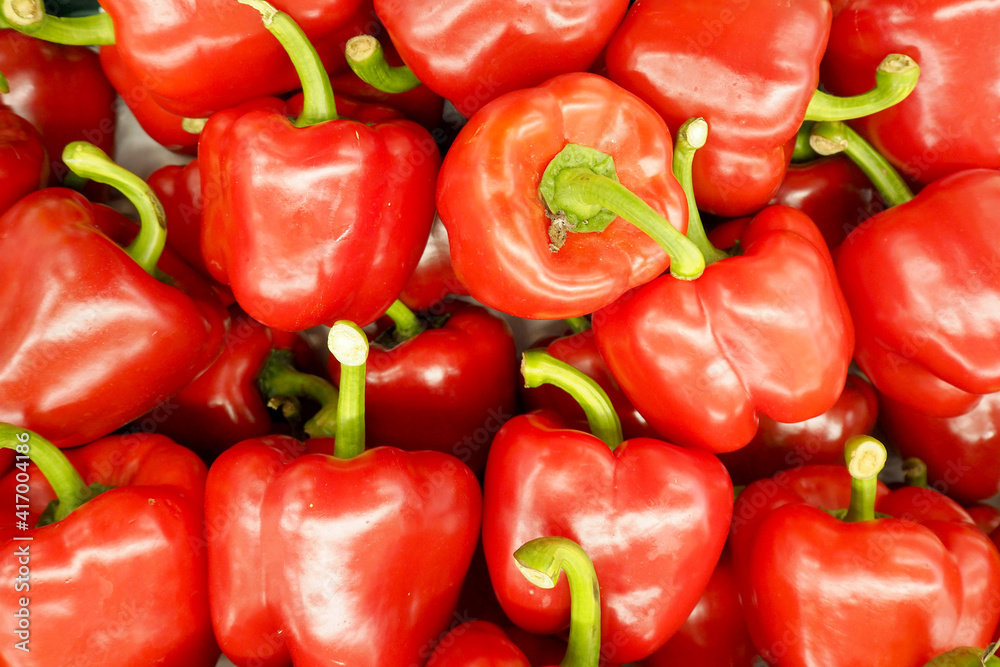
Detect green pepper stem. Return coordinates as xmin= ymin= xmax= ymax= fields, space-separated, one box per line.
xmin=902 ymin=457 xmax=928 ymax=488
xmin=985 ymin=641 xmax=1000 ymax=663
xmin=809 ymin=120 xmax=914 ymax=207
xmin=565 ymin=317 xmax=591 ymax=335
xmin=0 ymin=424 xmax=92 ymax=523
xmin=804 ymin=54 xmax=919 ymax=122
xmin=672 ymin=117 xmax=728 ymax=266
xmin=514 ymin=536 xmax=601 ymax=667
xmin=792 ymin=121 xmax=818 ymax=162
xmin=327 ymin=321 xmax=368 ymax=459
xmin=62 ymin=141 xmax=167 ymax=276
xmin=345 ymin=35 xmax=422 ymax=94
xmin=384 ymin=299 xmax=425 ymax=342
xmin=0 ymin=1 xmax=114 ymax=44
xmin=522 ymin=350 xmax=623 ymax=450
xmin=237 ymin=0 xmax=337 ymax=127
xmin=843 ymin=435 xmax=888 ymax=523
xmin=257 ymin=350 xmax=339 ymax=438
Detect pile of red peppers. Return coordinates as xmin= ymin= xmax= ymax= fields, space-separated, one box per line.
xmin=0 ymin=0 xmax=999 ymax=665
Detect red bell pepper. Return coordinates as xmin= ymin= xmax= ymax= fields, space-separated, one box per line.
xmin=199 ymin=2 xmax=438 ymax=331
xmin=593 ymin=119 xmax=854 ymax=453
xmin=373 ymin=0 xmax=628 ymax=118
xmin=438 ymin=71 xmax=703 ymax=320
xmin=483 ymin=351 xmax=733 ymax=663
xmin=0 ymin=143 xmax=227 ymax=448
xmin=0 ymin=425 xmax=217 ymax=666
xmin=207 ymin=321 xmax=481 ymax=667
xmin=328 ymin=300 xmax=518 ymax=474
xmin=822 ymin=0 xmax=1000 ymax=185
xmin=605 ymin=0 xmax=918 ymax=217
xmin=967 ymin=503 xmax=1000 ymax=536
xmin=732 ymin=436 xmax=1000 ymax=667
xmin=398 ymin=215 xmax=470 ymax=311
xmin=147 ymin=159 xmax=211 ymax=277
xmin=813 ymin=121 xmax=1000 ymax=417
xmin=879 ymin=391 xmax=1000 ymax=504
xmin=0 ymin=30 xmax=116 ymax=185
xmin=0 ymin=94 xmax=47 ymax=214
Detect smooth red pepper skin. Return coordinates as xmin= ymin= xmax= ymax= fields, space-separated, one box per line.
xmin=0 ymin=104 xmax=47 ymax=214
xmin=595 ymin=205 xmax=854 ymax=453
xmin=520 ymin=328 xmax=657 ymax=441
xmin=836 ymin=169 xmax=1000 ymax=418
xmin=99 ymin=0 xmax=366 ymax=117
xmin=0 ymin=433 xmax=218 ymax=666
xmin=822 ymin=0 xmax=1000 ymax=184
xmin=718 ymin=374 xmax=878 ymax=485
xmin=148 ymin=160 xmax=210 ymax=277
xmin=207 ymin=441 xmax=481 ymax=667
xmin=606 ymin=0 xmax=831 ymax=217
xmin=0 ymin=31 xmax=116 ymax=186
xmin=437 ymin=72 xmax=688 ymax=320
xmin=878 ymin=391 xmax=1000 ymax=504
xmin=967 ymin=504 xmax=1000 ymax=536
xmin=329 ymin=303 xmax=518 ymax=474
xmin=399 ymin=215 xmax=470 ymax=311
xmin=483 ymin=411 xmax=733 ymax=663
xmin=374 ymin=0 xmax=629 ymax=118
xmin=200 ymin=108 xmax=438 ymax=331
xmin=425 ymin=620 xmax=532 ymax=667
xmin=0 ymin=190 xmax=227 ymax=448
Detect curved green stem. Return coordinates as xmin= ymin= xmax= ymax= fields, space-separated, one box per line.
xmin=809 ymin=121 xmax=914 ymax=207
xmin=237 ymin=0 xmax=336 ymax=127
xmin=384 ymin=299 xmax=425 ymax=342
xmin=257 ymin=350 xmax=339 ymax=438
xmin=513 ymin=537 xmax=601 ymax=667
xmin=565 ymin=317 xmax=591 ymax=335
xmin=0 ymin=424 xmax=97 ymax=523
xmin=539 ymin=144 xmax=705 ymax=280
xmin=345 ymin=35 xmax=421 ymax=94
xmin=522 ymin=350 xmax=622 ymax=450
xmin=62 ymin=141 xmax=167 ymax=276
xmin=804 ymin=54 xmax=919 ymax=122
xmin=0 ymin=1 xmax=114 ymax=45
xmin=327 ymin=321 xmax=368 ymax=459
xmin=672 ymin=117 xmax=728 ymax=266
xmin=0 ymin=72 xmax=8 ymax=94
xmin=902 ymin=457 xmax=928 ymax=488
xmin=792 ymin=121 xmax=818 ymax=162
xmin=843 ymin=435 xmax=888 ymax=523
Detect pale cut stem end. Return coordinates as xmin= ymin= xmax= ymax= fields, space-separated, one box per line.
xmin=328 ymin=321 xmax=369 ymax=366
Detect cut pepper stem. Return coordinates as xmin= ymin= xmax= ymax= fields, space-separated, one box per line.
xmin=0 ymin=1 xmax=115 ymax=45
xmin=327 ymin=321 xmax=368 ymax=459
xmin=521 ymin=350 xmax=623 ymax=450
xmin=0 ymin=424 xmax=94 ymax=523
xmin=237 ymin=0 xmax=337 ymax=127
xmin=809 ymin=120 xmax=915 ymax=207
xmin=384 ymin=299 xmax=425 ymax=342
xmin=672 ymin=117 xmax=728 ymax=266
xmin=902 ymin=457 xmax=928 ymax=488
xmin=804 ymin=54 xmax=920 ymax=122
xmin=514 ymin=536 xmax=601 ymax=667
xmin=257 ymin=350 xmax=339 ymax=438
xmin=345 ymin=35 xmax=422 ymax=94
xmin=539 ymin=144 xmax=705 ymax=280
xmin=843 ymin=435 xmax=888 ymax=523
xmin=565 ymin=317 xmax=591 ymax=334
xmin=62 ymin=141 xmax=167 ymax=277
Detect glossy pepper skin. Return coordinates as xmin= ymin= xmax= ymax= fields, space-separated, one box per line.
xmin=374 ymin=0 xmax=629 ymax=118
xmin=0 ymin=431 xmax=218 ymax=666
xmin=482 ymin=411 xmax=733 ymax=663
xmin=0 ymin=31 xmax=116 ymax=185
xmin=836 ymin=169 xmax=1000 ymax=417
xmin=398 ymin=215 xmax=470 ymax=311
xmin=878 ymin=391 xmax=1000 ymax=504
xmin=0 ymin=190 xmax=227 ymax=447
xmin=822 ymin=0 xmax=1000 ymax=184
xmin=206 ymin=438 xmax=482 ymax=667
xmin=0 ymin=103 xmax=47 ymax=214
xmin=147 ymin=159 xmax=211 ymax=278
xmin=437 ymin=72 xmax=688 ymax=320
xmin=606 ymin=0 xmax=831 ymax=217
xmin=329 ymin=303 xmax=519 ymax=474
xmin=594 ymin=205 xmax=854 ymax=453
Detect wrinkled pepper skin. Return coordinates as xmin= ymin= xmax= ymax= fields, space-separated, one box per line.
xmin=437 ymin=72 xmax=688 ymax=320
xmin=374 ymin=0 xmax=629 ymax=118
xmin=822 ymin=0 xmax=1000 ymax=184
xmin=594 ymin=206 xmax=854 ymax=453
xmin=0 ymin=433 xmax=218 ymax=666
xmin=207 ymin=439 xmax=481 ymax=667
xmin=606 ymin=0 xmax=831 ymax=217
xmin=836 ymin=169 xmax=1000 ymax=418
xmin=483 ymin=411 xmax=733 ymax=663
